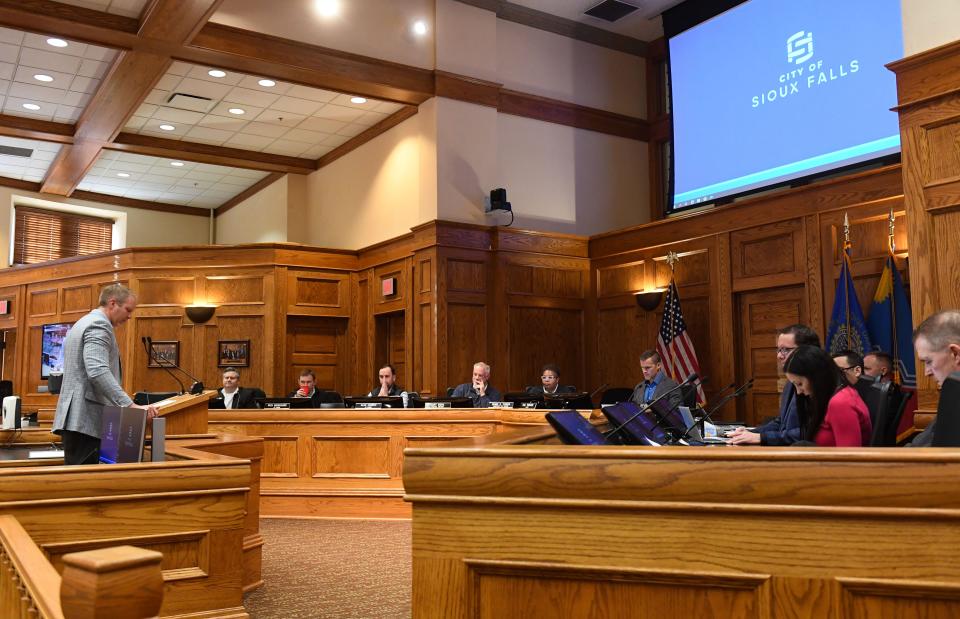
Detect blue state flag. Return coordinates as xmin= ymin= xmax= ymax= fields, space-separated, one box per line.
xmin=826 ymin=247 xmax=872 ymax=355
xmin=866 ymin=254 xmax=916 ymax=387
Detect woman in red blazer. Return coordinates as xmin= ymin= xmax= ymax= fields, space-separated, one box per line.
xmin=784 ymin=345 xmax=872 ymax=447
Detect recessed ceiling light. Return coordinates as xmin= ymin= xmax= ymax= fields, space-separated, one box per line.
xmin=412 ymin=20 xmax=428 ymax=36
xmin=313 ymin=0 xmax=340 ymax=18
xmin=46 ymin=38 xmax=68 ymax=48
xmin=159 ymin=124 xmax=175 ymax=131
xmin=350 ymin=97 xmax=367 ymax=104
xmin=258 ymin=79 xmax=276 ymax=87
xmin=208 ymin=69 xmax=227 ymax=78
xmin=228 ymin=108 xmax=245 ymax=115
xmin=33 ymin=74 xmax=53 ymax=82
xmin=21 ymin=103 xmax=41 ymax=111
xmin=116 ymin=172 xmax=130 ymax=178
xmin=170 ymin=161 xmax=184 ymax=167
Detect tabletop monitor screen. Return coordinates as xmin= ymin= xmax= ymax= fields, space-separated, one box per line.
xmin=408 ymin=396 xmax=473 ymax=409
xmin=504 ymin=392 xmax=544 ymax=409
xmin=99 ymin=406 xmax=147 ymax=464
xmin=543 ymin=392 xmax=593 ymax=410
xmin=668 ymin=0 xmax=902 ymax=211
xmin=256 ymin=397 xmax=314 ymax=409
xmin=41 ymin=322 xmax=72 ymax=380
xmin=344 ymin=396 xmax=404 ymax=409
xmin=601 ymin=402 xmax=668 ymax=446
xmin=546 ymin=411 xmax=609 ymax=446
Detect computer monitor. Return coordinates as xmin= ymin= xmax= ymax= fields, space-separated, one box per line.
xmin=543 ymin=392 xmax=593 ymax=410
xmin=503 ymin=392 xmax=544 ymax=409
xmin=40 ymin=322 xmax=72 ymax=379
xmin=408 ymin=396 xmax=473 ymax=409
xmin=344 ymin=396 xmax=404 ymax=409
xmin=601 ymin=401 xmax=669 ymax=446
xmin=99 ymin=406 xmax=147 ymax=464
xmin=545 ymin=411 xmax=609 ymax=445
xmin=256 ymin=397 xmax=314 ymax=409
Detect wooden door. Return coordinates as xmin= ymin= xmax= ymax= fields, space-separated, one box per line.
xmin=374 ymin=312 xmax=406 ymax=390
xmin=736 ymin=286 xmax=807 ymax=426
xmin=286 ymin=317 xmax=348 ymax=395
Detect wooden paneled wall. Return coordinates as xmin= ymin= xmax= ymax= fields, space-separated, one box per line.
xmin=0 ymin=164 xmax=908 ymax=420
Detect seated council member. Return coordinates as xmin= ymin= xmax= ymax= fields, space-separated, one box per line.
xmin=785 ymin=345 xmax=871 ymax=446
xmin=906 ymin=310 xmax=960 ymax=447
xmin=367 ymin=363 xmax=407 ymax=400
xmin=629 ymin=350 xmax=681 ymax=410
xmin=217 ymin=367 xmax=265 ymax=409
xmin=451 ymin=362 xmax=502 ymax=408
xmin=730 ymin=324 xmax=821 ymax=446
xmin=526 ymin=364 xmax=576 ymax=396
xmin=863 ymin=351 xmax=894 ymax=382
xmin=288 ymin=368 xmax=329 ymax=407
xmin=831 ymin=349 xmax=864 ymax=385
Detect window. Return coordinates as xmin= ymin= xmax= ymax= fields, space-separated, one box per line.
xmin=12 ymin=206 xmax=113 ymax=266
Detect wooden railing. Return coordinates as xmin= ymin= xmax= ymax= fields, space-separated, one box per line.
xmin=0 ymin=515 xmax=163 ymax=619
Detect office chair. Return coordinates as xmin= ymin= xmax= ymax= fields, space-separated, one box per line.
xmin=932 ymin=373 xmax=960 ymax=446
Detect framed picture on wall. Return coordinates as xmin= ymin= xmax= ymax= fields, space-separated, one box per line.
xmin=147 ymin=341 xmax=179 ymax=368
xmin=218 ymin=340 xmax=250 ymax=367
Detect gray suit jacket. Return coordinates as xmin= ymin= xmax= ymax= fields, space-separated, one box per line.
xmin=52 ymin=309 xmax=133 ymax=439
xmin=630 ymin=372 xmax=682 ymax=411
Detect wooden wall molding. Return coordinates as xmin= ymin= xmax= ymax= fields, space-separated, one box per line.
xmin=110 ymin=133 xmax=317 ymax=174
xmin=434 ymin=71 xmax=502 ymax=108
xmin=499 ymin=88 xmax=648 ymax=141
xmin=888 ymin=38 xmax=960 ymax=110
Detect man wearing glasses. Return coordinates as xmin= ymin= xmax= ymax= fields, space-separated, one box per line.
xmin=729 ymin=324 xmax=821 ymax=445
xmin=831 ymin=350 xmax=864 ymax=385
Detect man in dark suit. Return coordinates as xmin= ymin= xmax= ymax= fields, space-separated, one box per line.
xmin=525 ymin=364 xmax=576 ymax=396
xmin=906 ymin=310 xmax=960 ymax=446
xmin=288 ymin=368 xmax=340 ymax=407
xmin=630 ymin=350 xmax=682 ymax=411
xmin=216 ymin=367 xmax=265 ymax=409
xmin=451 ymin=362 xmax=501 ymax=408
xmin=52 ymin=284 xmax=158 ymax=465
xmin=730 ymin=324 xmax=820 ymax=446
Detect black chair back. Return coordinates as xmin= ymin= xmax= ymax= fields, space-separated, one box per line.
xmin=863 ymin=381 xmax=893 ymax=446
xmin=446 ymin=387 xmax=455 ymax=397
xmin=600 ymin=388 xmax=633 ymax=406
xmin=932 ymin=373 xmax=960 ymax=446
xmin=680 ymin=383 xmax=698 ymax=408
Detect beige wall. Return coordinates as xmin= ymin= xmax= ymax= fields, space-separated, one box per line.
xmin=215 ymin=176 xmax=289 ymax=244
xmin=497 ymin=114 xmax=648 ymax=235
xmin=0 ymin=186 xmax=209 ymax=269
xmin=436 ymin=0 xmax=498 ymax=80
xmin=901 ymin=0 xmax=960 ymax=55
xmin=300 ymin=111 xmax=426 ymax=249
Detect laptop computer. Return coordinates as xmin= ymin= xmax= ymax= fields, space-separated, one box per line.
xmin=678 ymin=406 xmax=731 ymax=445
xmin=99 ymin=406 xmax=147 ymax=464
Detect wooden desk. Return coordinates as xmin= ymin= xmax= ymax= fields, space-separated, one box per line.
xmin=209 ymin=407 xmax=591 ymax=518
xmin=404 ymin=427 xmax=960 ymax=618
xmin=0 ymin=433 xmax=262 ymax=619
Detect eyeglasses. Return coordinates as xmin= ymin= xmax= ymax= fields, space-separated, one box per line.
xmin=837 ymin=366 xmax=859 ymax=373
xmin=541 ymin=375 xmax=558 ymax=380
xmin=776 ymin=347 xmax=797 ymax=355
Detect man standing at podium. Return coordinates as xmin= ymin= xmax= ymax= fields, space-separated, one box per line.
xmin=53 ymin=284 xmax=158 ymax=465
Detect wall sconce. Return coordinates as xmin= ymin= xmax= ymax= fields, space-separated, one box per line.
xmin=185 ymin=305 xmax=216 ymax=324
xmin=634 ymin=290 xmax=664 ymax=312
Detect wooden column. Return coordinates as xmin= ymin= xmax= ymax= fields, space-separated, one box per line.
xmin=889 ymin=39 xmax=960 ymax=410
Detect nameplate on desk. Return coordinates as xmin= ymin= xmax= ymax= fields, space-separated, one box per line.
xmin=264 ymin=402 xmax=292 ymax=409
xmin=490 ymin=402 xmax=513 ymax=408
xmin=518 ymin=402 xmax=538 ymax=409
xmin=29 ymin=450 xmax=64 ymax=459
xmin=356 ymin=402 xmax=383 ymax=409
xmin=425 ymin=402 xmax=451 ymax=409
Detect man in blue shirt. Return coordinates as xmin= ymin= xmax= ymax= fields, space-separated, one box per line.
xmin=629 ymin=350 xmax=682 ymax=410
xmin=730 ymin=324 xmax=820 ymax=446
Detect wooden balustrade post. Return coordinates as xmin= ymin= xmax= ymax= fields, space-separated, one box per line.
xmin=59 ymin=546 xmax=163 ymax=619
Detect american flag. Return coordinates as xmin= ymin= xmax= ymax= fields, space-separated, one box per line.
xmin=656 ymin=278 xmax=706 ymax=405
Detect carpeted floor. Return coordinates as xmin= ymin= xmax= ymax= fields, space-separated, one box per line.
xmin=244 ymin=518 xmax=412 ymax=619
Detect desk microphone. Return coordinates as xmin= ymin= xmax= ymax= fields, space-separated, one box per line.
xmin=680 ymin=378 xmax=754 ymax=441
xmin=590 ymin=383 xmax=610 ymax=399
xmin=143 ymin=336 xmax=205 ymax=395
xmin=604 ymin=373 xmax=701 ymax=442
xmin=142 ymin=337 xmax=185 ymax=394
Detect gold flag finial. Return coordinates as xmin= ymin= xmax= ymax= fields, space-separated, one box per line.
xmin=889 ymin=208 xmax=896 ymax=254
xmin=843 ymin=212 xmax=850 ymax=247
xmin=666 ymin=251 xmax=679 ymax=272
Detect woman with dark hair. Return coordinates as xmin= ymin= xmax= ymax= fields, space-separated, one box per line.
xmin=783 ymin=345 xmax=872 ymax=446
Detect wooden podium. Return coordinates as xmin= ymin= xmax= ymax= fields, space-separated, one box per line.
xmin=152 ymin=391 xmax=213 ymax=435
xmin=404 ymin=427 xmax=960 ymax=618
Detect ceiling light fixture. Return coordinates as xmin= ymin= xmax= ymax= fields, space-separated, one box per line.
xmin=350 ymin=97 xmax=367 ymax=104
xmin=46 ymin=38 xmax=68 ymax=48
xmin=208 ymin=69 xmax=227 ymax=78
xmin=313 ymin=0 xmax=340 ymax=18
xmin=21 ymin=103 xmax=41 ymax=111
xmin=258 ymin=79 xmax=276 ymax=87
xmin=228 ymin=108 xmax=245 ymax=115
xmin=170 ymin=161 xmax=184 ymax=167
xmin=116 ymin=172 xmax=130 ymax=178
xmin=412 ymin=20 xmax=428 ymax=36
xmin=159 ymin=124 xmax=175 ymax=131
xmin=33 ymin=74 xmax=53 ymax=82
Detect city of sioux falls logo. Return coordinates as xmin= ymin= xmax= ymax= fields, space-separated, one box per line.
xmin=752 ymin=30 xmax=859 ymax=108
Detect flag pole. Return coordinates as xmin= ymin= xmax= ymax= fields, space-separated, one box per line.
xmin=843 ymin=213 xmax=851 ymax=350
xmin=666 ymin=251 xmax=679 ymax=380
xmin=889 ymin=208 xmax=900 ymax=383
